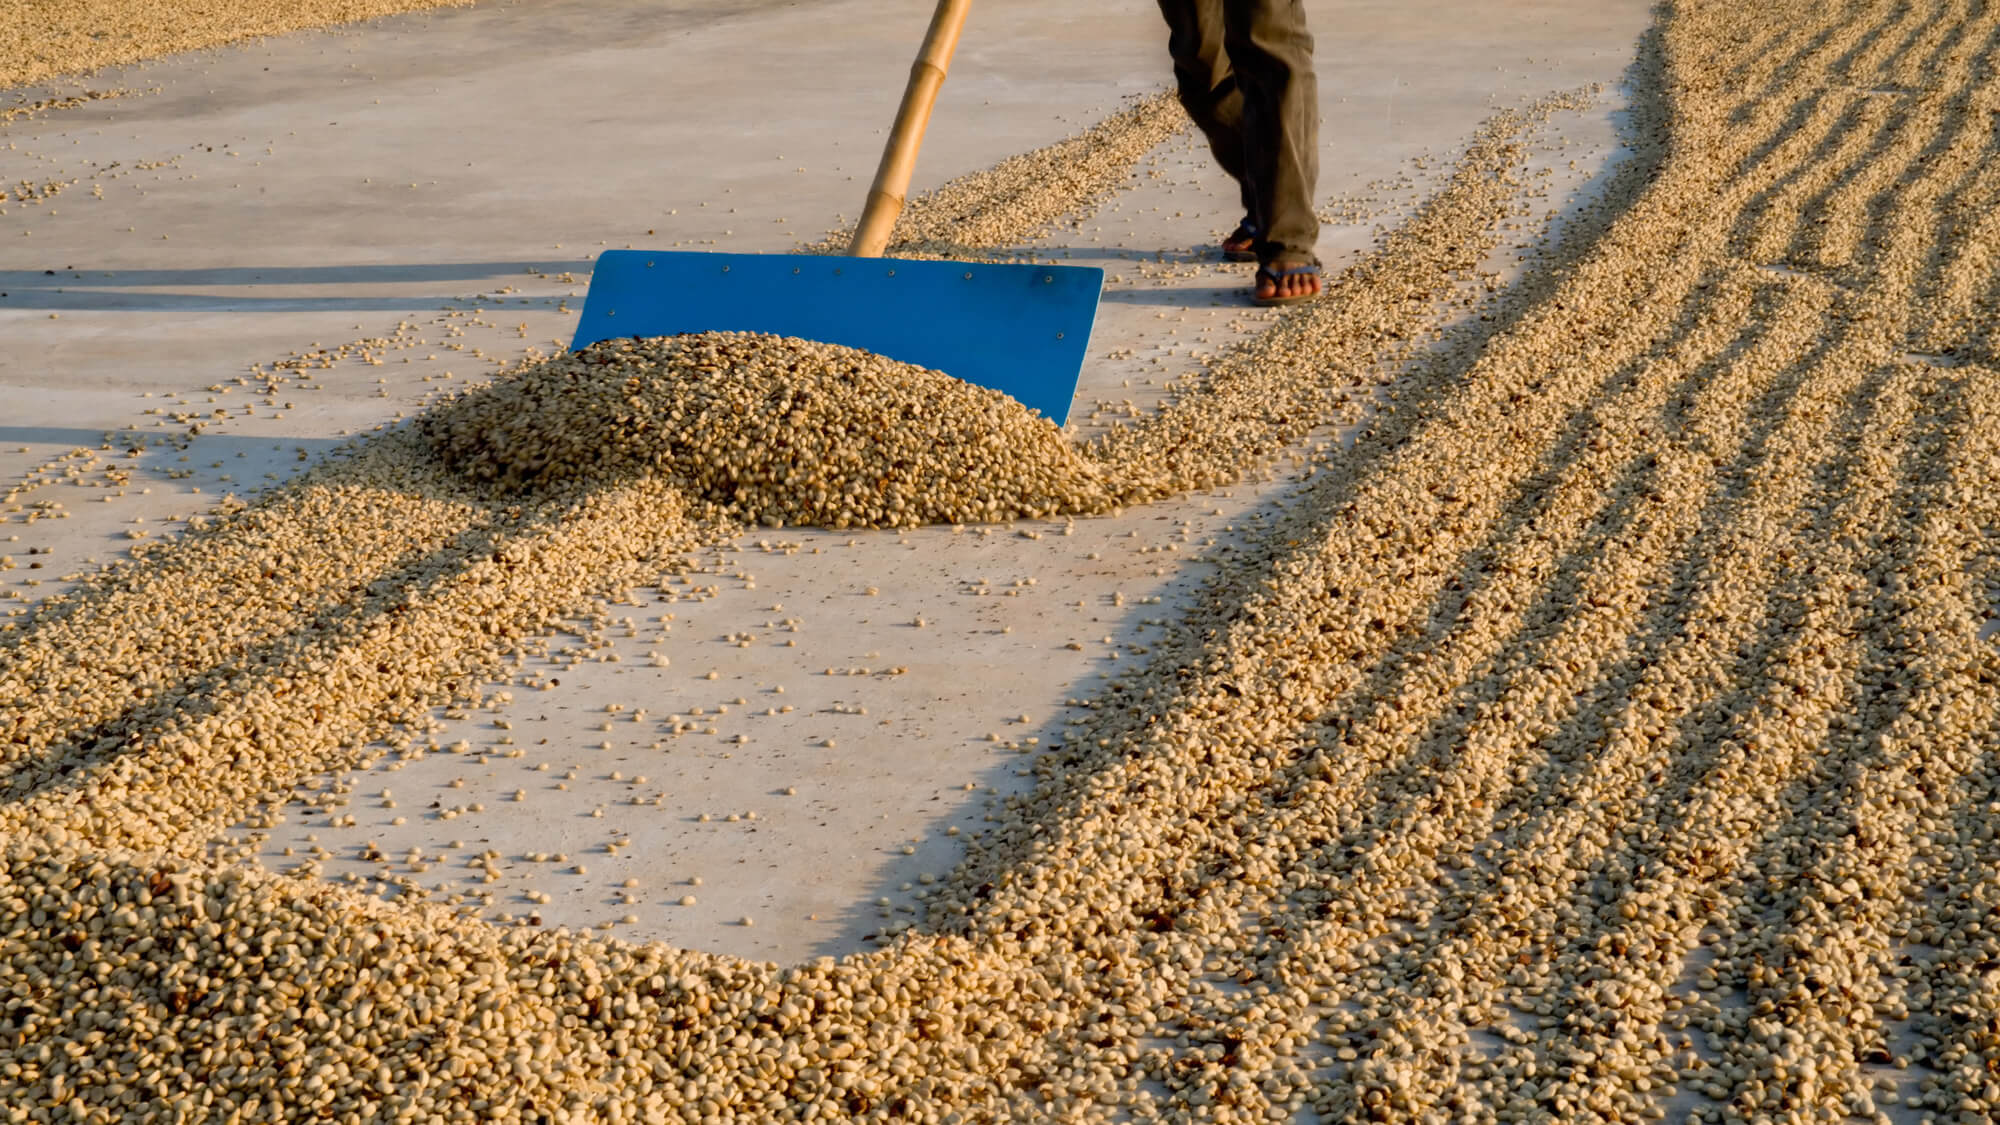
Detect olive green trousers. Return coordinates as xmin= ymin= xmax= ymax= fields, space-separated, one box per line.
xmin=1154 ymin=0 xmax=1320 ymax=266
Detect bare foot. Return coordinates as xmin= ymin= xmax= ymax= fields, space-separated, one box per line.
xmin=1253 ymin=261 xmax=1322 ymax=305
xmin=1221 ymin=221 xmax=1258 ymax=262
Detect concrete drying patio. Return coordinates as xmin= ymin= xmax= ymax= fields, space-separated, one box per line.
xmin=1 ymin=0 xmax=1650 ymax=962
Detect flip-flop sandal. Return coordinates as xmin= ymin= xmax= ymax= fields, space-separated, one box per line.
xmin=1253 ymin=261 xmax=1322 ymax=306
xmin=1221 ymin=220 xmax=1258 ymax=262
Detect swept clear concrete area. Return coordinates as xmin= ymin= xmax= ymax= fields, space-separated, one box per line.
xmin=1 ymin=0 xmax=1649 ymax=962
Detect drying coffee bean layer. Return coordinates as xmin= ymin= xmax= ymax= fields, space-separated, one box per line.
xmin=1 ymin=0 xmax=472 ymax=91
xmin=5 ymin=1 xmax=2000 ymax=1122
xmin=419 ymin=331 xmax=1122 ymax=528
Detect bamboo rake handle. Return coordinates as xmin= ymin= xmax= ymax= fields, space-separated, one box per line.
xmin=847 ymin=0 xmax=973 ymax=258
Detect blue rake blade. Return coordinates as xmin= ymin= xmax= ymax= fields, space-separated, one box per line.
xmin=570 ymin=250 xmax=1103 ymax=425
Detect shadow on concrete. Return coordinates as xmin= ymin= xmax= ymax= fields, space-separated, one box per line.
xmin=921 ymin=243 xmax=1255 ymax=307
xmin=0 ymin=250 xmax=1252 ymax=314
xmin=0 ymin=260 xmax=594 ymax=313
xmin=0 ymin=426 xmax=349 ymax=455
xmin=1098 ymin=283 xmax=1248 ymax=308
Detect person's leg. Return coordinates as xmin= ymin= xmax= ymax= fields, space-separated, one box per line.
xmin=1155 ymin=0 xmax=1260 ymax=227
xmin=1223 ymin=0 xmax=1320 ymax=295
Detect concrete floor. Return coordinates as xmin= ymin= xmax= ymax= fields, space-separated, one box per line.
xmin=1 ymin=0 xmax=1651 ymax=963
